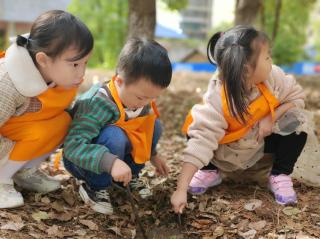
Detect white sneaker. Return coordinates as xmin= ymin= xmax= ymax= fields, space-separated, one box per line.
xmin=13 ymin=167 xmax=61 ymax=193
xmin=79 ymin=183 xmax=113 ymax=215
xmin=0 ymin=179 xmax=24 ymax=208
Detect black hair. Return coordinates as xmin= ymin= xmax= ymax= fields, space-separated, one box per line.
xmin=207 ymin=25 xmax=270 ymax=123
xmin=16 ymin=10 xmax=93 ymax=63
xmin=116 ymin=37 xmax=172 ymax=88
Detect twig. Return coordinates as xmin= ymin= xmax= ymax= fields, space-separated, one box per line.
xmin=126 ymin=185 xmax=148 ymax=239
xmin=112 ymin=182 xmax=148 ymax=239
xmin=177 ymin=213 xmax=182 ymax=227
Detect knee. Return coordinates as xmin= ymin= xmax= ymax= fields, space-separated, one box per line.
xmin=95 ymin=126 xmax=130 ymax=150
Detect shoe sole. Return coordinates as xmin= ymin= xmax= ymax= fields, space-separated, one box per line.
xmin=268 ymin=184 xmax=297 ymax=205
xmin=13 ymin=178 xmax=61 ymax=193
xmin=79 ymin=185 xmax=113 ymax=215
xmin=188 ymin=177 xmax=222 ymax=195
xmin=0 ymin=200 xmax=24 ymax=209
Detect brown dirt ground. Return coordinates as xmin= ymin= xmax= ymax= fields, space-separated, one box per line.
xmin=1 ymin=70 xmax=320 ymax=239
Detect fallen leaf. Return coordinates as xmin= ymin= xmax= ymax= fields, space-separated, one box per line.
xmin=62 ymin=189 xmax=75 ymax=206
xmin=0 ymin=212 xmax=9 ymax=219
xmin=51 ymin=201 xmax=65 ymax=212
xmin=212 ymin=226 xmax=224 ymax=238
xmin=47 ymin=225 xmax=59 ymax=236
xmin=41 ymin=196 xmax=51 ymax=204
xmin=187 ymin=202 xmax=196 ymax=210
xmin=75 ymin=229 xmax=87 ymax=236
xmin=237 ymin=219 xmax=249 ymax=231
xmin=139 ymin=188 xmax=153 ymax=199
xmin=248 ymin=220 xmax=266 ymax=231
xmin=107 ymin=226 xmax=122 ymax=236
xmin=238 ymin=229 xmax=257 ymax=239
xmin=199 ymin=201 xmax=206 ymax=212
xmin=282 ymin=206 xmax=301 ymax=216
xmin=150 ymin=177 xmax=167 ymax=186
xmin=244 ymin=199 xmax=262 ymax=211
xmin=31 ymin=211 xmax=49 ymax=222
xmin=8 ymin=214 xmax=23 ymax=223
xmin=49 ymin=212 xmax=73 ymax=221
xmin=79 ymin=219 xmax=98 ymax=231
xmin=191 ymin=219 xmax=211 ymax=229
xmin=0 ymin=222 xmax=24 ymax=231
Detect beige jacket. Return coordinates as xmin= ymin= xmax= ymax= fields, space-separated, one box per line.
xmin=0 ymin=43 xmax=48 ymax=160
xmin=183 ymin=65 xmax=306 ymax=172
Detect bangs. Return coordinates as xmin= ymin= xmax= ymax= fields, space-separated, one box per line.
xmin=43 ymin=14 xmax=94 ymax=60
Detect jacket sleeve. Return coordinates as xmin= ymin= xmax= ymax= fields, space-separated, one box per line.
xmin=182 ymin=79 xmax=228 ymax=169
xmin=0 ymin=79 xmax=18 ymax=159
xmin=63 ymin=96 xmax=120 ymax=174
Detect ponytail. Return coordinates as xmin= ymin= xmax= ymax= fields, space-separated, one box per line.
xmin=208 ymin=25 xmax=270 ymax=124
xmin=221 ymin=44 xmax=249 ymax=123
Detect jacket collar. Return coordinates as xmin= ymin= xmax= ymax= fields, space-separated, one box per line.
xmin=4 ymin=43 xmax=48 ymax=97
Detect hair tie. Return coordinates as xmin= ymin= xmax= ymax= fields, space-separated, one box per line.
xmin=26 ymin=37 xmax=30 ymax=46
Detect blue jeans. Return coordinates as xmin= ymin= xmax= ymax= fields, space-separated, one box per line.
xmin=64 ymin=119 xmax=162 ymax=190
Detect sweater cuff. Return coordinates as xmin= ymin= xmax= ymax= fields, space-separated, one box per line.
xmin=99 ymin=152 xmax=118 ymax=173
xmin=181 ymin=154 xmax=205 ymax=170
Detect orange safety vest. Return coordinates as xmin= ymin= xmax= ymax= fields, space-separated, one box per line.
xmin=108 ymin=77 xmax=159 ymax=164
xmin=182 ymin=83 xmax=280 ymax=144
xmin=0 ymin=51 xmax=78 ymax=160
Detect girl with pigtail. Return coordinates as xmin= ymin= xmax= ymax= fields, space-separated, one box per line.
xmin=171 ymin=25 xmax=308 ymax=213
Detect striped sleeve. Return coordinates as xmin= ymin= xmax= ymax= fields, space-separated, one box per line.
xmin=63 ymin=95 xmax=120 ymax=173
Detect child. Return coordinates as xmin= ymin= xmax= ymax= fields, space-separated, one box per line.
xmin=171 ymin=25 xmax=308 ymax=213
xmin=63 ymin=38 xmax=172 ymax=215
xmin=0 ymin=10 xmax=93 ymax=208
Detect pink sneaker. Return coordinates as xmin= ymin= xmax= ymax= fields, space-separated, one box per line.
xmin=269 ymin=174 xmax=297 ymax=205
xmin=188 ymin=170 xmax=222 ymax=195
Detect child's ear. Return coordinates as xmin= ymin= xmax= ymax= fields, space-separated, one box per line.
xmin=245 ymin=64 xmax=254 ymax=78
xmin=35 ymin=52 xmax=50 ymax=68
xmin=115 ymin=75 xmax=124 ymax=86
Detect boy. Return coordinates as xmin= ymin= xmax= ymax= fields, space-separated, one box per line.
xmin=63 ymin=38 xmax=172 ymax=214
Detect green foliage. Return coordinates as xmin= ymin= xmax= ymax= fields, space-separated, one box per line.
xmin=68 ymin=0 xmax=187 ymax=68
xmin=0 ymin=35 xmax=4 ymax=50
xmin=261 ymin=0 xmax=315 ymax=65
xmin=161 ymin=0 xmax=188 ymax=10
xmin=207 ymin=21 xmax=233 ymax=39
xmin=68 ymin=0 xmax=128 ymax=69
xmin=311 ymin=1 xmax=320 ymax=61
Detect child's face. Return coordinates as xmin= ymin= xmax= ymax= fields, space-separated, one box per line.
xmin=115 ymin=76 xmax=165 ymax=110
xmin=36 ymin=47 xmax=91 ymax=88
xmin=248 ymin=43 xmax=272 ymax=86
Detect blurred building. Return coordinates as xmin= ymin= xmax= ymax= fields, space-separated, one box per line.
xmin=0 ymin=0 xmax=70 ymax=48
xmin=180 ymin=0 xmax=213 ymax=39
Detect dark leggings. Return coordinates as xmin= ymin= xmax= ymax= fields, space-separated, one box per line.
xmin=201 ymin=132 xmax=308 ymax=175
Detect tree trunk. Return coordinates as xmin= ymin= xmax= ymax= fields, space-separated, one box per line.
xmin=260 ymin=1 xmax=266 ymax=31
xmin=235 ymin=0 xmax=263 ymax=26
xmin=128 ymin=0 xmax=156 ymax=39
xmin=272 ymin=0 xmax=282 ymax=42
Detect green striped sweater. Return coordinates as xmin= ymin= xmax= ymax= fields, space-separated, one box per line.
xmin=63 ymin=84 xmax=121 ymax=174
xmin=63 ymin=84 xmax=152 ymax=174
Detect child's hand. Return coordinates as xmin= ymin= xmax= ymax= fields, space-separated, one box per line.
xmin=151 ymin=155 xmax=169 ymax=176
xmin=111 ymin=159 xmax=132 ymax=186
xmin=171 ymin=189 xmax=187 ymax=214
xmin=257 ymin=114 xmax=273 ymax=142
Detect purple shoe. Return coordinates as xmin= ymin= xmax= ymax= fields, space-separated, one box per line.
xmin=269 ymin=174 xmax=297 ymax=205
xmin=188 ymin=170 xmax=222 ymax=195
